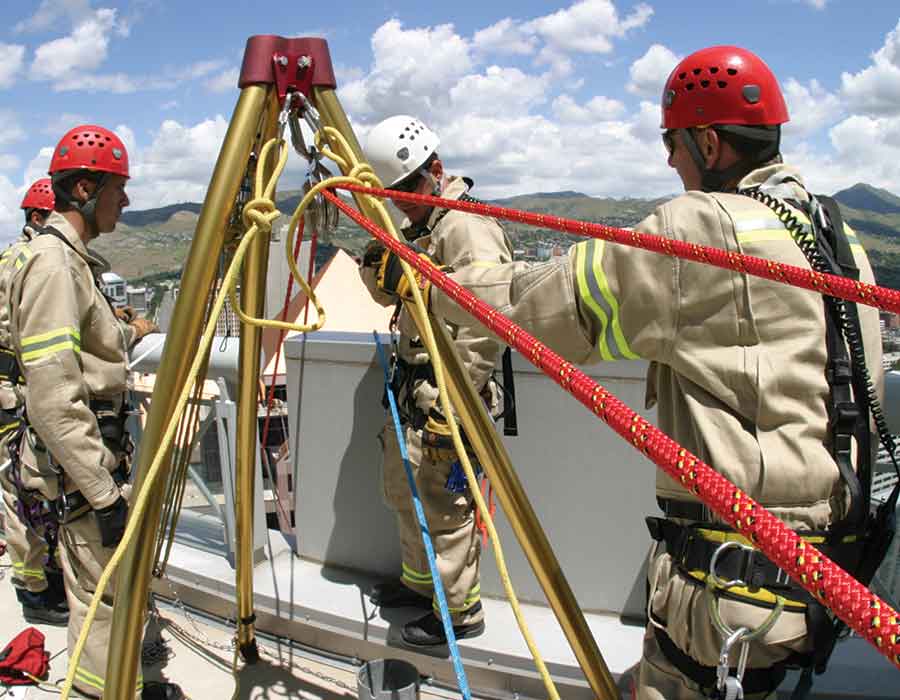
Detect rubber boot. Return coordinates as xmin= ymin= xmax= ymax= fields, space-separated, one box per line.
xmin=15 ymin=587 xmax=69 ymax=626
xmin=401 ymin=602 xmax=485 ymax=646
xmin=369 ymin=580 xmax=432 ymax=609
xmin=142 ymin=681 xmax=185 ymax=700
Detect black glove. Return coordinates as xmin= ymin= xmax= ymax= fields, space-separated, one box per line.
xmin=95 ymin=495 xmax=128 ymax=548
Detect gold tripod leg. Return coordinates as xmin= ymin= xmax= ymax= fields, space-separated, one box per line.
xmin=104 ymin=85 xmax=274 ymax=700
xmin=235 ymin=90 xmax=280 ymax=662
xmin=312 ymin=86 xmax=619 ymax=700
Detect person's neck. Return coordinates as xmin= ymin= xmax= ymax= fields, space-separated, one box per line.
xmin=59 ymin=210 xmax=96 ymax=244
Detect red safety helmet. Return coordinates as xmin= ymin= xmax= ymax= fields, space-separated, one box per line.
xmin=661 ymin=46 xmax=789 ymax=130
xmin=48 ymin=125 xmax=129 ymax=179
xmin=20 ymin=178 xmax=54 ymax=211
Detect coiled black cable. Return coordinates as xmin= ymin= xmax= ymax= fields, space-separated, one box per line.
xmin=743 ymin=187 xmax=899 ymax=479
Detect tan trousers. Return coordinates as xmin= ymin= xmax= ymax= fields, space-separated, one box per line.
xmin=380 ymin=422 xmax=483 ymax=626
xmin=1 ymin=468 xmax=49 ymax=593
xmin=635 ymin=550 xmax=810 ymax=699
xmin=59 ymin=514 xmax=142 ymax=699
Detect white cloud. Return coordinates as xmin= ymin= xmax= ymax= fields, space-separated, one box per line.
xmin=124 ymin=117 xmax=229 ymax=210
xmin=205 ymin=67 xmax=239 ymax=93
xmin=473 ymin=18 xmax=537 ymax=55
xmin=54 ymin=73 xmax=137 ymax=93
xmin=42 ymin=113 xmax=90 ymax=136
xmin=627 ymin=44 xmax=679 ymax=97
xmin=449 ymin=66 xmax=548 ymax=115
xmin=30 ymin=8 xmax=127 ymax=80
xmin=339 ymin=20 xmax=474 ymax=122
xmin=782 ymin=78 xmax=842 ymax=139
xmin=523 ymin=0 xmax=653 ymax=55
xmin=840 ymin=19 xmax=900 ymax=116
xmin=0 ymin=174 xmax=23 ymax=246
xmin=14 ymin=0 xmax=91 ymax=33
xmin=552 ymin=94 xmax=624 ymax=123
xmin=0 ymin=111 xmax=26 ymax=149
xmin=0 ymin=44 xmax=26 ymax=89
xmin=0 ymin=155 xmax=20 ymax=172
xmin=23 ymin=147 xmax=54 ymax=192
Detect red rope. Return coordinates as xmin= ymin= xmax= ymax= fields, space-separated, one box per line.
xmin=336 ymin=183 xmax=900 ymax=314
xmin=322 ymin=188 xmax=900 ymax=672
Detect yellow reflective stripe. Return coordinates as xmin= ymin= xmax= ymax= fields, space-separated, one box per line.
xmin=433 ymin=584 xmax=482 ymax=613
xmin=401 ymin=562 xmax=433 ymax=585
xmin=0 ymin=419 xmax=22 ymax=436
xmin=574 ymin=240 xmax=639 ymax=361
xmin=12 ymin=563 xmax=46 ymax=578
xmin=685 ymin=569 xmax=807 ymax=610
xmin=21 ymin=327 xmax=81 ymax=362
xmin=74 ymin=667 xmax=143 ymax=693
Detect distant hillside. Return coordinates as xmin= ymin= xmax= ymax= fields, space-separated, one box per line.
xmin=94 ymin=184 xmax=900 ymax=290
xmin=834 ymin=183 xmax=900 ymax=215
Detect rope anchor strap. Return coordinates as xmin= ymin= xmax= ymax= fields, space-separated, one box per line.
xmin=321 ymin=185 xmax=900 ymax=674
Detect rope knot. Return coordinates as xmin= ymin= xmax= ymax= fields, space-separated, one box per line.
xmin=242 ymin=197 xmax=280 ymax=234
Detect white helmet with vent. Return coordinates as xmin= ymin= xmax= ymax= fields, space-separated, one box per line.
xmin=365 ymin=115 xmax=440 ymax=187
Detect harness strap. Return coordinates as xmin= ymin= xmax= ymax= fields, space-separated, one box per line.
xmin=652 ymin=626 xmax=788 ymax=696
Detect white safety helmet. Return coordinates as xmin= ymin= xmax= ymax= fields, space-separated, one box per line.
xmin=365 ymin=115 xmax=440 ymax=187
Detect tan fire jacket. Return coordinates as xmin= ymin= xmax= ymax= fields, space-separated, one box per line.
xmin=0 ymin=212 xmax=131 ymax=510
xmin=433 ymin=164 xmax=883 ymax=530
xmin=361 ymin=176 xmax=514 ymax=412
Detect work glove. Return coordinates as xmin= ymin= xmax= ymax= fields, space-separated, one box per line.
xmin=95 ymin=495 xmax=128 ymax=548
xmin=375 ymin=247 xmax=448 ymax=307
xmin=421 ymin=409 xmax=472 ymax=463
xmin=362 ymin=240 xmax=386 ymax=268
xmin=129 ymin=317 xmax=159 ymax=341
xmin=114 ymin=305 xmax=137 ymax=323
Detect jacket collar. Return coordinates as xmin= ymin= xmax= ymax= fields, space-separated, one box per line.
xmin=401 ymin=175 xmax=473 ymax=238
xmin=42 ymin=211 xmax=108 ymax=273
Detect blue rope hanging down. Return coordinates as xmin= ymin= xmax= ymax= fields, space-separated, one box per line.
xmin=373 ymin=331 xmax=472 ymax=700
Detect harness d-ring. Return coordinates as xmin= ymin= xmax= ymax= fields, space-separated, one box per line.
xmin=706 ymin=540 xmax=786 ymax=643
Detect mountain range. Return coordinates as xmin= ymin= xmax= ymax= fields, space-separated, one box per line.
xmin=93 ymin=182 xmax=900 ymax=291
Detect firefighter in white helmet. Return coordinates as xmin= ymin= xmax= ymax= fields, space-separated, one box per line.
xmin=361 ymin=115 xmax=514 ymax=646
xmin=375 ymin=49 xmax=886 ymax=698
xmin=0 ymin=126 xmax=174 ymax=700
xmin=0 ymin=179 xmax=69 ymax=626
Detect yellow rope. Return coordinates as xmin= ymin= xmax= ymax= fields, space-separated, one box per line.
xmin=227 ymin=137 xmax=326 ymax=333
xmin=300 ymin=126 xmax=562 ymax=700
xmin=59 ymin=137 xmax=291 ymax=700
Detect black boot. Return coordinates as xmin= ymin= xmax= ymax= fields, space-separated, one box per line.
xmin=401 ymin=603 xmax=485 ymax=647
xmin=15 ymin=587 xmax=69 ymax=626
xmin=45 ymin=570 xmax=69 ymax=612
xmin=369 ymin=580 xmax=432 ymax=609
xmin=142 ymin=681 xmax=184 ymax=700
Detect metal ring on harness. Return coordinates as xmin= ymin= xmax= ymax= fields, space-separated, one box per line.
xmin=707 ymin=540 xmax=785 ymax=643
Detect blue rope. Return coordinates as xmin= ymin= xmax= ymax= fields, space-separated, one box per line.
xmin=373 ymin=331 xmax=472 ymax=700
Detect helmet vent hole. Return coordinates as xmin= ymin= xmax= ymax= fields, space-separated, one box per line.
xmin=678 ymin=72 xmax=686 ymax=80
xmin=700 ymin=80 xmax=710 ymax=88
xmin=727 ymin=68 xmax=737 ymax=76
xmin=692 ymin=68 xmax=701 ymax=75
xmin=399 ymin=134 xmax=405 ymax=139
xmin=686 ymin=83 xmax=695 ymax=91
xmin=710 ymin=67 xmax=719 ymax=74
xmin=718 ymin=80 xmax=727 ymax=88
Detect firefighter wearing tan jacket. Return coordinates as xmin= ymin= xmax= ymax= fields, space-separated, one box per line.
xmin=380 ymin=49 xmax=884 ymax=698
xmin=0 ymin=126 xmax=174 ymax=700
xmin=0 ymin=179 xmax=69 ymax=626
xmin=360 ymin=115 xmax=513 ymax=647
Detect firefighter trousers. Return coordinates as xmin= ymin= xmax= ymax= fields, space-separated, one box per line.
xmin=59 ymin=514 xmax=142 ymax=699
xmin=0 ymin=469 xmax=50 ymax=594
xmin=380 ymin=423 xmax=483 ymax=626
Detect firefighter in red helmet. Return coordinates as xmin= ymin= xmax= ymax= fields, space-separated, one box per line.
xmin=380 ymin=46 xmax=885 ymax=699
xmin=0 ymin=126 xmax=176 ymax=700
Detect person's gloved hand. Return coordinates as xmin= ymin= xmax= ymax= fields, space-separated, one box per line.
xmin=421 ymin=409 xmax=472 ymax=462
xmin=114 ymin=305 xmax=136 ymax=323
xmin=129 ymin=317 xmax=159 ymax=341
xmin=362 ymin=240 xmax=386 ymax=268
xmin=375 ymin=248 xmax=447 ymax=306
xmin=95 ymin=495 xmax=128 ymax=548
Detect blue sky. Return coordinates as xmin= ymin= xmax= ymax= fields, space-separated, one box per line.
xmin=1 ymin=1 xmax=900 ymax=240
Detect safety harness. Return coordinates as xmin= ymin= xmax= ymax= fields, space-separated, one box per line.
xmin=646 ymin=178 xmax=899 ymax=698
xmin=1 ymin=226 xmax=133 ymax=527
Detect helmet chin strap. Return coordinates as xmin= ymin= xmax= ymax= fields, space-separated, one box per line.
xmin=678 ymin=127 xmax=781 ymax=193
xmin=52 ymin=172 xmax=109 ymax=236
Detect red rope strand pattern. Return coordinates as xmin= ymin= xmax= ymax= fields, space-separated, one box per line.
xmin=322 ymin=188 xmax=900 ymax=672
xmin=336 ymin=183 xmax=900 ymax=314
